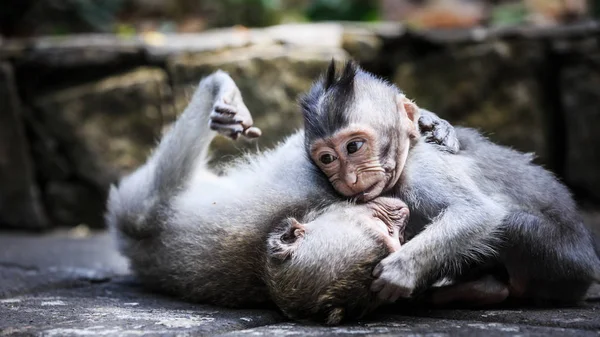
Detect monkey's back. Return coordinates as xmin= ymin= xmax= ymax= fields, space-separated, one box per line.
xmin=455 ymin=127 xmax=579 ymax=223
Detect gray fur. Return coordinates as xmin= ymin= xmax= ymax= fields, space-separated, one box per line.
xmin=107 ymin=69 xmax=462 ymax=323
xmin=298 ymin=64 xmax=600 ymax=302
xmin=377 ymin=128 xmax=600 ymax=302
xmin=107 ymin=71 xmax=338 ymax=307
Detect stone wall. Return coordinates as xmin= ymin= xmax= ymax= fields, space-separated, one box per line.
xmin=1 ymin=22 xmax=599 ymax=229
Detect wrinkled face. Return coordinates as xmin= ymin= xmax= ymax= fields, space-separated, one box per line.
xmin=309 ymin=95 xmax=420 ymax=202
xmin=311 ymin=125 xmax=385 ymax=202
xmin=265 ymin=198 xmax=409 ymax=324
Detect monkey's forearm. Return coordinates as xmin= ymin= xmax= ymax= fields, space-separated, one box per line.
xmin=405 ymin=201 xmax=505 ymax=277
xmin=372 ymin=199 xmax=506 ymax=301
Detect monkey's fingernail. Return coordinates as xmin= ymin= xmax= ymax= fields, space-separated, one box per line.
xmin=243 ymin=127 xmax=262 ymax=138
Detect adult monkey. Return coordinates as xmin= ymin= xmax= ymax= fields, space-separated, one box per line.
xmin=303 ymin=61 xmax=600 ymax=304
xmin=107 ymin=69 xmax=458 ymax=324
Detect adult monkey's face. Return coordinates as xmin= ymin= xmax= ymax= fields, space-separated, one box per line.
xmin=265 ymin=198 xmax=409 ymax=325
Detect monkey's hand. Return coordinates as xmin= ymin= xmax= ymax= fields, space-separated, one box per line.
xmin=418 ymin=109 xmax=459 ymax=154
xmin=209 ymin=72 xmax=262 ymax=140
xmin=370 ymin=250 xmax=420 ymax=302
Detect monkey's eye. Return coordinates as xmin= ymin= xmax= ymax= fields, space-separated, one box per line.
xmin=346 ymin=141 xmax=364 ymax=154
xmin=319 ymin=153 xmax=336 ymax=165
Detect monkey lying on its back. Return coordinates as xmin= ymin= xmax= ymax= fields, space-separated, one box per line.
xmin=300 ymin=61 xmax=600 ymax=304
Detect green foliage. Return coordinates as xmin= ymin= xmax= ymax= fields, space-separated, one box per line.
xmin=305 ymin=0 xmax=379 ymax=22
xmin=490 ymin=2 xmax=528 ymax=26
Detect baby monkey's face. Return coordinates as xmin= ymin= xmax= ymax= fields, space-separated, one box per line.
xmin=310 ymin=95 xmax=420 ymax=202
xmin=311 ymin=125 xmax=387 ymax=202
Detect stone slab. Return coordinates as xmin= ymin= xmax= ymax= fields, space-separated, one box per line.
xmin=0 ymin=230 xmax=127 ymax=298
xmin=215 ymin=317 xmax=600 ymax=337
xmin=0 ymin=230 xmax=599 ymax=336
xmin=388 ymin=300 xmax=600 ymax=331
xmin=0 ymin=278 xmax=284 ymax=336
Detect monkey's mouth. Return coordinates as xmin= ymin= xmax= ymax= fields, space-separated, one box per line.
xmin=356 ymin=182 xmax=383 ymax=202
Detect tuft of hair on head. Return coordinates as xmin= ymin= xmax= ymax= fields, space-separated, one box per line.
xmin=300 ymin=59 xmax=359 ymax=145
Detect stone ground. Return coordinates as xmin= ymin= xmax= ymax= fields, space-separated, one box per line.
xmin=1 ymin=216 xmax=600 ymax=337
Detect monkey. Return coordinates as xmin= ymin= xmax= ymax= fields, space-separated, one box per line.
xmin=106 ymin=69 xmax=459 ymax=324
xmin=265 ymin=196 xmax=410 ymax=324
xmin=301 ymin=60 xmax=600 ymax=306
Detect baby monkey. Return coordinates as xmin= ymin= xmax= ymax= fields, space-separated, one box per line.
xmin=302 ymin=61 xmax=600 ymax=305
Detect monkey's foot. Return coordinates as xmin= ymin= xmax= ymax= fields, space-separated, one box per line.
xmin=419 ymin=113 xmax=459 ymax=154
xmin=209 ymin=81 xmax=261 ymax=140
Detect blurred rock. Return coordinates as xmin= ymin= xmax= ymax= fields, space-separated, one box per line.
xmin=394 ymin=41 xmax=549 ymax=163
xmin=525 ymin=0 xmax=589 ymax=25
xmin=1 ymin=23 xmax=599 ymax=229
xmin=380 ymin=0 xmax=488 ymax=29
xmin=168 ymin=44 xmax=348 ymax=164
xmin=14 ymin=35 xmax=143 ymax=68
xmin=146 ymin=23 xmax=343 ymax=61
xmin=342 ymin=25 xmax=384 ymax=63
xmin=0 ymin=63 xmax=48 ymax=229
xmin=561 ymin=50 xmax=600 ymax=202
xmin=32 ymin=67 xmax=174 ymax=226
xmin=44 ymin=181 xmax=107 ymax=230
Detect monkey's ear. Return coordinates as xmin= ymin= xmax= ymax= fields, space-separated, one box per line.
xmin=397 ymin=94 xmax=420 ymax=122
xmin=396 ymin=94 xmax=421 ymax=139
xmin=268 ymin=218 xmax=306 ymax=261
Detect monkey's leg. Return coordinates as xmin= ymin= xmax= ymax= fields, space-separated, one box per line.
xmin=425 ymin=274 xmax=509 ymax=307
xmin=107 ymin=71 xmax=255 ymax=237
xmin=372 ymin=198 xmax=505 ymax=302
xmin=499 ymin=211 xmax=599 ymax=303
xmin=152 ymin=71 xmax=256 ymax=198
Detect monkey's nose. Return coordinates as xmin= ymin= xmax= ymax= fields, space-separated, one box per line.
xmin=344 ymin=172 xmax=358 ymax=186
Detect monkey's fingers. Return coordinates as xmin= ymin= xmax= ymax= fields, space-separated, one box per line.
xmin=209 ymin=121 xmax=244 ymax=139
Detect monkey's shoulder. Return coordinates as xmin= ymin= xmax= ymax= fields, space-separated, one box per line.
xmin=404 ymin=140 xmax=476 ymax=185
xmin=399 ymin=141 xmax=477 ymax=213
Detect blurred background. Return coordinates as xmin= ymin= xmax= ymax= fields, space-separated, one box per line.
xmin=1 ymin=0 xmax=599 ymax=231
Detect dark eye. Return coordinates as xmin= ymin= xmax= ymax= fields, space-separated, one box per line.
xmin=346 ymin=141 xmax=364 ymax=154
xmin=320 ymin=153 xmax=336 ymax=165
